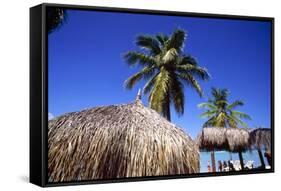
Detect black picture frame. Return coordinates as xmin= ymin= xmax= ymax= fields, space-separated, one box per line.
xmin=30 ymin=3 xmax=275 ymax=187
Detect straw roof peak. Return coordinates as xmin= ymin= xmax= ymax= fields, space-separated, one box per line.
xmin=134 ymin=88 xmax=143 ymax=105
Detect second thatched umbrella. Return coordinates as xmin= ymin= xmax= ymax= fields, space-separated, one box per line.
xmin=249 ymin=128 xmax=271 ymax=168
xmin=197 ymin=127 xmax=250 ymax=171
xmin=48 ymin=94 xmax=199 ymax=182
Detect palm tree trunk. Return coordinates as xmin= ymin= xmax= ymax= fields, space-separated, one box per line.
xmin=257 ymin=148 xmax=265 ymax=168
xmin=164 ymin=94 xmax=171 ymax=121
xmin=229 ymin=152 xmax=233 ymax=161
xmin=211 ymin=150 xmax=216 ymax=172
xmin=238 ymin=151 xmax=244 ymax=170
xmin=166 ymin=104 xmax=171 ymax=121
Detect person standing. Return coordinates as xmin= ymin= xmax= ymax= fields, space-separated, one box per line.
xmin=207 ymin=161 xmax=211 ymax=172
xmin=223 ymin=161 xmax=228 ymax=171
xmin=218 ymin=160 xmax=222 ymax=172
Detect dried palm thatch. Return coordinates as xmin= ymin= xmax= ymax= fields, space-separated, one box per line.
xmin=225 ymin=128 xmax=250 ymax=152
xmin=48 ymin=98 xmax=199 ymax=182
xmin=197 ymin=127 xmax=250 ymax=152
xmin=249 ymin=128 xmax=271 ymax=149
xmin=196 ymin=127 xmax=228 ymax=151
xmin=249 ymin=128 xmax=271 ymax=168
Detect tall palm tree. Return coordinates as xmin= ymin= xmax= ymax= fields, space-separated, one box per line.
xmin=124 ymin=29 xmax=210 ymax=121
xmin=198 ymin=87 xmax=251 ymax=171
xmin=47 ymin=8 xmax=66 ymax=34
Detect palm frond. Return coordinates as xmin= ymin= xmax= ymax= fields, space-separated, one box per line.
xmin=228 ymin=114 xmax=248 ymax=128
xmin=123 ymin=51 xmax=156 ymax=67
xmin=211 ymin=87 xmax=229 ymax=100
xmin=124 ymin=66 xmax=155 ymax=89
xmin=231 ymin=110 xmax=252 ymax=120
xmin=167 ymin=29 xmax=186 ymax=52
xmin=226 ymin=115 xmax=239 ymax=128
xmin=179 ymin=55 xmax=198 ymax=66
xmin=203 ymin=117 xmax=216 ymax=127
xmin=215 ymin=112 xmax=227 ymax=127
xmin=143 ymin=73 xmax=159 ymax=94
xmin=176 ymin=64 xmax=210 ymax=81
xmin=200 ymin=110 xmax=217 ymax=118
xmin=156 ymin=34 xmax=169 ymax=47
xmin=197 ymin=102 xmax=217 ymax=110
xmin=227 ymin=100 xmax=244 ymax=110
xmin=136 ymin=35 xmax=161 ymax=55
xmin=162 ymin=48 xmax=178 ymax=63
xmin=170 ymin=77 xmax=184 ymax=115
xmin=215 ymin=100 xmax=228 ymax=106
xmin=178 ymin=73 xmax=203 ymax=97
xmin=149 ymin=69 xmax=171 ymax=115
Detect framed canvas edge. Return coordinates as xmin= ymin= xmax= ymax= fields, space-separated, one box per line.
xmin=30 ymin=3 xmax=275 ymax=187
xmin=39 ymin=3 xmax=274 ymax=21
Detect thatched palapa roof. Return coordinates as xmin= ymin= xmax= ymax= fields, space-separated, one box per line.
xmin=249 ymin=128 xmax=271 ymax=149
xmin=48 ymin=94 xmax=199 ymax=182
xmin=197 ymin=127 xmax=250 ymax=152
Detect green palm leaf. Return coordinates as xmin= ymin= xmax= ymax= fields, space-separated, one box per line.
xmin=156 ymin=34 xmax=169 ymax=47
xmin=178 ymin=73 xmax=203 ymax=97
xmin=231 ymin=110 xmax=252 ymax=120
xmin=163 ymin=48 xmax=178 ymax=63
xmin=124 ymin=66 xmax=155 ymax=89
xmin=170 ymin=76 xmax=184 ymax=115
xmin=123 ymin=51 xmax=156 ymax=67
xmin=167 ymin=29 xmax=186 ymax=51
xmin=136 ymin=35 xmax=161 ymax=55
xmin=143 ymin=73 xmax=159 ymax=94
xmin=200 ymin=110 xmax=217 ymax=118
xmin=198 ymin=102 xmax=217 ymax=110
xmin=176 ymin=64 xmax=210 ymax=81
xmin=227 ymin=100 xmax=244 ymax=110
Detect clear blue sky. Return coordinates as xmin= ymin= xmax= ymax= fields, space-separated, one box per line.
xmin=48 ymin=9 xmax=272 ymax=138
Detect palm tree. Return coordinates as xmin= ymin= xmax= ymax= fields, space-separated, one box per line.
xmin=198 ymin=87 xmax=251 ymax=171
xmin=198 ymin=87 xmax=251 ymax=128
xmin=47 ymin=8 xmax=66 ymax=33
xmin=124 ymin=29 xmax=210 ymax=121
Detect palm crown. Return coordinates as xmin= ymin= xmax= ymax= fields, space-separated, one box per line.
xmin=124 ymin=29 xmax=210 ymax=121
xmin=198 ymin=87 xmax=251 ymax=128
